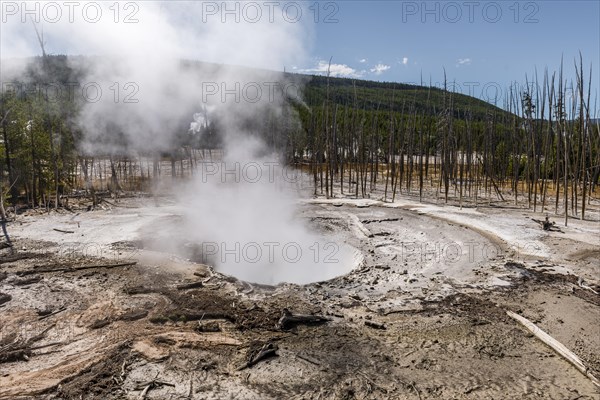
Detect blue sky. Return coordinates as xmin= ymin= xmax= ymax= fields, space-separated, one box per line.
xmin=300 ymin=0 xmax=600 ymax=105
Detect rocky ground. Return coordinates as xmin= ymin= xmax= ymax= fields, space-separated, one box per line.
xmin=0 ymin=194 xmax=599 ymax=399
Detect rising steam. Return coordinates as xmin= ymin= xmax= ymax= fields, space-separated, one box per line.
xmin=1 ymin=1 xmax=355 ymax=284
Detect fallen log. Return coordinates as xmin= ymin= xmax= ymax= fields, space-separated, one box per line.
xmin=277 ymin=308 xmax=330 ymax=330
xmin=361 ymin=218 xmax=400 ymax=224
xmin=68 ymin=261 xmax=137 ymax=272
xmin=20 ymin=261 xmax=137 ymax=275
xmin=53 ymin=228 xmax=75 ymax=234
xmin=507 ymin=310 xmax=600 ymax=388
xmin=13 ymin=276 xmax=43 ymax=286
xmin=29 ymin=341 xmax=66 ymax=351
xmin=38 ymin=307 xmax=67 ymax=321
xmin=0 ymin=252 xmax=40 ymax=265
xmin=118 ymin=309 xmax=148 ymax=321
xmin=532 ymin=217 xmax=562 ymax=232
xmin=364 ymin=320 xmax=386 ymax=330
xmin=149 ymin=310 xmax=235 ymax=324
xmin=176 ymin=281 xmax=203 ymax=290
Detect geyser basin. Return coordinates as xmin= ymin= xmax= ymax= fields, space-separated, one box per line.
xmin=190 ymin=240 xmax=362 ymax=285
xmin=139 ymin=211 xmax=363 ymax=285
xmin=10 ymin=198 xmax=363 ymax=285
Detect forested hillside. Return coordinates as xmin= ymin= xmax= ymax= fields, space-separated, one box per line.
xmin=0 ymin=55 xmax=598 ymax=223
xmin=301 ymin=74 xmax=510 ymax=120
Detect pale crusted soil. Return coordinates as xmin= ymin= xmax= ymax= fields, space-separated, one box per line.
xmin=0 ymin=196 xmax=598 ymax=399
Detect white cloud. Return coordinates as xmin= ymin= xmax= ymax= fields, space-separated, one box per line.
xmin=402 ymin=57 xmax=408 ymax=65
xmin=457 ymin=58 xmax=472 ymax=66
xmin=359 ymin=58 xmax=367 ymax=63
xmin=370 ymin=63 xmax=391 ymax=75
xmin=299 ymin=60 xmax=364 ymax=78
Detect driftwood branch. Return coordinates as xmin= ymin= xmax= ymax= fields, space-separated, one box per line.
xmin=577 ymin=277 xmax=599 ymax=295
xmin=38 ymin=307 xmax=67 ymax=321
xmin=507 ymin=310 xmax=600 ymax=388
xmin=135 ymin=371 xmax=175 ymax=399
xmin=237 ymin=342 xmax=278 ymax=371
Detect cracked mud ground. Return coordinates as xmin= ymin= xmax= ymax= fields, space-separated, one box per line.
xmin=1 ymin=198 xmax=599 ymax=399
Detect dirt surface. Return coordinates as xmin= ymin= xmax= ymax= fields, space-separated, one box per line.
xmin=1 ymin=195 xmax=599 ymax=399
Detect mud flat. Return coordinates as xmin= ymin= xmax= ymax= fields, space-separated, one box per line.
xmin=1 ymin=196 xmax=599 ymax=399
